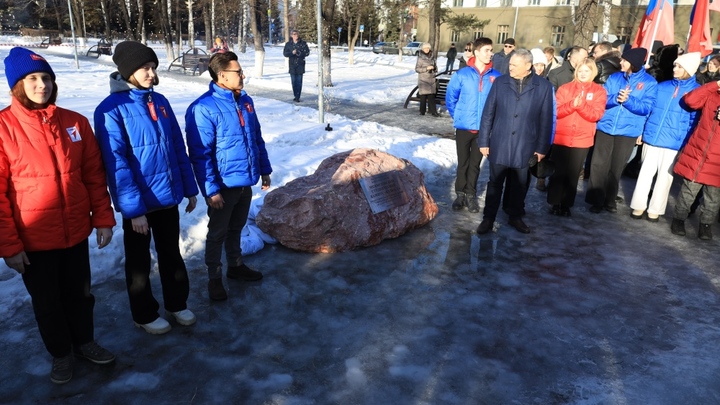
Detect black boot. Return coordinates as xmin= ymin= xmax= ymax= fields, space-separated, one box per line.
xmin=452 ymin=192 xmax=466 ymax=211
xmin=465 ymin=194 xmax=480 ymax=213
xmin=698 ymin=223 xmax=713 ymax=240
xmin=671 ymin=218 xmax=686 ymax=236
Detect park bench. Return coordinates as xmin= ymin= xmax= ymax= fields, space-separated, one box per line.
xmin=86 ymin=38 xmax=113 ymax=58
xmin=39 ymin=37 xmax=62 ymax=48
xmin=403 ymin=73 xmax=450 ymax=109
xmin=168 ymin=48 xmax=210 ymax=75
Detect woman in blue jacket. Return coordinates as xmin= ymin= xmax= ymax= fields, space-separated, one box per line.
xmin=586 ymin=47 xmax=658 ymax=213
xmin=94 ymin=42 xmax=199 ymax=335
xmin=629 ymin=53 xmax=701 ymax=222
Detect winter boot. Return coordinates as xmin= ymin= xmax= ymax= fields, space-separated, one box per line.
xmin=698 ymin=223 xmax=713 ymax=240
xmin=208 ymin=278 xmax=228 ymax=301
xmin=465 ymin=194 xmax=480 ymax=213
xmin=451 ymin=192 xmax=466 ymax=211
xmin=670 ymin=218 xmax=686 ymax=236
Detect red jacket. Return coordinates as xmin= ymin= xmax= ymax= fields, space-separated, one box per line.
xmin=553 ymin=80 xmax=607 ymax=148
xmin=674 ymin=82 xmax=720 ymax=187
xmin=0 ymin=99 xmax=115 ymax=257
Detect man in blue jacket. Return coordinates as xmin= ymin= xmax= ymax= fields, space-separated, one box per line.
xmin=185 ymin=52 xmax=273 ymax=301
xmin=445 ymin=37 xmax=501 ymax=213
xmin=476 ymin=49 xmax=555 ymax=234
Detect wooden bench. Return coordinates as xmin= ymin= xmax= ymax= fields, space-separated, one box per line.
xmin=403 ymin=75 xmax=450 ymax=109
xmin=168 ymin=49 xmax=209 ymax=75
xmin=39 ymin=37 xmax=62 ymax=48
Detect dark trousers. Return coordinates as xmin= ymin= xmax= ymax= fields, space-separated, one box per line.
xmin=206 ymin=187 xmax=253 ymax=279
xmin=123 ymin=206 xmax=189 ymax=324
xmin=585 ymin=130 xmax=637 ymax=208
xmin=454 ymin=130 xmax=483 ymax=196
xmin=547 ymin=145 xmax=589 ymax=208
xmin=483 ymin=162 xmax=531 ymax=220
xmin=21 ymin=240 xmax=94 ymax=358
xmin=419 ymin=94 xmax=437 ymax=115
xmin=290 ymin=73 xmax=303 ymax=100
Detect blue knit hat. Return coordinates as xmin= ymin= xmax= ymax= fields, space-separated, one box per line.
xmin=4 ymin=47 xmax=56 ymax=89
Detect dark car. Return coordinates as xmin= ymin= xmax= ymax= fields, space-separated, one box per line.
xmin=372 ymin=42 xmax=395 ymax=54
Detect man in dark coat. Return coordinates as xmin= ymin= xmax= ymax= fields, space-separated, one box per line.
xmin=547 ymin=46 xmax=588 ymax=91
xmin=491 ymin=38 xmax=516 ymax=75
xmin=283 ymin=29 xmax=310 ymax=102
xmin=445 ymin=43 xmax=458 ymax=74
xmin=476 ymin=49 xmax=555 ymax=234
xmin=592 ymin=42 xmax=621 ymax=85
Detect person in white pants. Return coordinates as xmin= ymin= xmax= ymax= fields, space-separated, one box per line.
xmin=630 ymin=52 xmax=701 ymax=221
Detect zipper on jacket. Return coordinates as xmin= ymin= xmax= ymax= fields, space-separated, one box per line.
xmin=43 ymin=111 xmax=71 ymax=244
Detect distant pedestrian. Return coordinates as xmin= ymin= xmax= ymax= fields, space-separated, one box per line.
xmin=0 ymin=47 xmax=116 ymax=384
xmin=283 ymin=29 xmax=310 ymax=102
xmin=94 ymin=41 xmax=200 ymax=335
xmin=476 ymin=49 xmax=555 ymax=234
xmin=586 ymin=47 xmax=657 ymax=214
xmin=547 ymin=58 xmax=607 ymax=217
xmin=630 ymin=52 xmax=700 ymax=222
xmin=491 ymin=38 xmax=515 ymax=75
xmin=209 ymin=37 xmax=229 ymax=54
xmin=445 ymin=43 xmax=458 ymax=74
xmin=458 ymin=42 xmax=473 ymax=69
xmin=670 ymin=77 xmax=720 ymax=240
xmin=445 ymin=37 xmax=501 ymax=213
xmin=415 ymin=42 xmax=439 ymax=117
xmin=185 ymin=52 xmax=272 ymax=301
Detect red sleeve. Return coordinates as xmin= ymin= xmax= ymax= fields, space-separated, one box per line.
xmin=0 ymin=127 xmax=24 ymax=257
xmin=684 ymin=82 xmax=718 ymax=110
xmin=555 ymin=83 xmax=576 ymax=119
xmin=576 ymin=84 xmax=607 ymax=123
xmin=79 ymin=117 xmax=116 ymax=229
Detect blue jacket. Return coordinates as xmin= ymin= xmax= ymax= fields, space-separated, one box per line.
xmin=597 ymin=68 xmax=658 ymax=137
xmin=642 ymin=76 xmax=699 ymax=150
xmin=185 ymin=83 xmax=272 ymax=198
xmin=478 ymin=73 xmax=555 ymax=168
xmin=445 ymin=65 xmax=501 ymax=131
xmin=94 ymin=73 xmax=198 ymax=219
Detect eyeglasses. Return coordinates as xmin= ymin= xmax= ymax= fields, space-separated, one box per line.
xmin=504 ymin=45 xmax=514 ymax=48
xmin=465 ymin=48 xmax=472 ymax=52
xmin=224 ymin=69 xmax=243 ymax=75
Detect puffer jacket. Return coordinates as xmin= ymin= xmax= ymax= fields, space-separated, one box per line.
xmin=553 ymin=80 xmax=607 ymax=148
xmin=185 ymin=82 xmax=273 ymax=198
xmin=597 ymin=68 xmax=658 ymax=137
xmin=415 ymin=50 xmax=437 ymax=95
xmin=594 ymin=53 xmax=621 ymax=84
xmin=94 ymin=73 xmax=198 ymax=219
xmin=641 ymin=76 xmax=699 ymax=151
xmin=445 ymin=63 xmax=501 ymax=131
xmin=0 ymin=99 xmax=115 ymax=257
xmin=673 ymin=82 xmax=720 ymax=187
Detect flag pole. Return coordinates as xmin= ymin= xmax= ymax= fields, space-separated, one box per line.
xmin=645 ymin=1 xmax=664 ymax=67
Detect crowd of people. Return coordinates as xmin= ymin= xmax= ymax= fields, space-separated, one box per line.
xmin=445 ymin=37 xmax=720 ymax=240
xmin=0 ymin=43 xmax=272 ymax=384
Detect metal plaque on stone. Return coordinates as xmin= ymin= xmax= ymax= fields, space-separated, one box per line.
xmin=359 ymin=171 xmax=410 ymax=214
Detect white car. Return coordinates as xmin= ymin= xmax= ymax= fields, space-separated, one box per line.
xmin=402 ymin=42 xmax=422 ymax=56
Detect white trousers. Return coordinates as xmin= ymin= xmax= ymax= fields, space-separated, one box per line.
xmin=629 ymin=144 xmax=678 ymax=216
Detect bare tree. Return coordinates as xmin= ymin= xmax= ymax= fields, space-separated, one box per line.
xmin=320 ymin=0 xmax=336 ymax=86
xmin=187 ymin=0 xmax=195 ymax=49
xmin=156 ymin=0 xmax=176 ymax=60
xmin=282 ymin=0 xmax=289 ymax=44
xmin=249 ymin=0 xmax=266 ymax=75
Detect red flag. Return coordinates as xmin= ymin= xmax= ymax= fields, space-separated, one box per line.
xmin=633 ymin=0 xmax=675 ymax=51
xmin=688 ymin=0 xmax=713 ymax=57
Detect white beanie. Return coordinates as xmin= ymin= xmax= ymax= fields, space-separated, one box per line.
xmin=531 ymin=48 xmax=546 ymax=65
xmin=674 ymin=52 xmax=701 ymax=76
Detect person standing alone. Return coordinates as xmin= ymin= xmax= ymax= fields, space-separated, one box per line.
xmin=445 ymin=43 xmax=458 ymax=74
xmin=283 ymin=29 xmax=310 ymax=102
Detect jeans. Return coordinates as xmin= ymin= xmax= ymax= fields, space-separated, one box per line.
xmin=290 ymin=73 xmax=303 ymax=100
xmin=22 ymin=240 xmax=95 ymax=358
xmin=419 ymin=94 xmax=437 ymax=115
xmin=122 ymin=206 xmax=189 ymax=324
xmin=205 ymin=186 xmax=252 ymax=279
xmin=454 ymin=129 xmax=483 ymax=196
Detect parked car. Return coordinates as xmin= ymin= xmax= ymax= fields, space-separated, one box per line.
xmin=402 ymin=42 xmax=422 ymax=56
xmin=372 ymin=42 xmax=395 ymax=54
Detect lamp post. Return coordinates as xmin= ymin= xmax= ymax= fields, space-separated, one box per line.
xmin=67 ymin=0 xmax=79 ymax=69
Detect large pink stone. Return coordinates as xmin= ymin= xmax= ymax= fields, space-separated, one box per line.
xmin=256 ymin=148 xmax=438 ymax=253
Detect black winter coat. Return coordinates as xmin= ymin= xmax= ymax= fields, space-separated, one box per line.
xmin=283 ymin=39 xmax=310 ymax=75
xmin=594 ymin=55 xmax=621 ymax=84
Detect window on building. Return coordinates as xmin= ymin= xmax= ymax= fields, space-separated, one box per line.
xmin=501 ymin=0 xmax=513 ymax=6
xmin=451 ymin=31 xmax=460 ymax=42
xmin=529 ymin=0 xmax=541 ymax=5
xmin=474 ymin=30 xmax=484 ymax=40
xmin=616 ymin=26 xmax=631 ymax=43
xmin=453 ymin=0 xmax=463 ymax=6
xmin=497 ymin=25 xmax=509 ymax=44
xmin=476 ymin=0 xmax=487 ymax=6
xmin=620 ymin=0 xmax=636 ymax=5
xmin=551 ymin=25 xmax=565 ymax=47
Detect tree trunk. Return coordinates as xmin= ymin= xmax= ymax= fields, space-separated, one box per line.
xmin=238 ymin=1 xmax=248 ymax=53
xmin=157 ymin=0 xmax=176 ymax=60
xmin=250 ymin=0 xmax=266 ymax=76
xmin=321 ymin=0 xmax=335 ymax=87
xmin=187 ymin=0 xmax=195 ymax=49
xmin=282 ymin=0 xmax=289 ymax=43
xmin=99 ymin=0 xmax=111 ymax=38
xmin=203 ymin=3 xmax=211 ymax=47
xmin=70 ymin=0 xmax=85 ymax=44
xmin=602 ymin=1 xmax=612 ymax=41
xmin=120 ymin=0 xmax=136 ymax=40
xmin=137 ymin=0 xmax=146 ymax=43
xmin=51 ymin=0 xmax=64 ymax=32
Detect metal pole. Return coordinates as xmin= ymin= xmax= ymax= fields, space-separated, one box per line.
xmin=67 ymin=0 xmax=79 ymax=69
xmin=512 ymin=0 xmax=519 ymax=38
xmin=316 ymin=0 xmax=324 ymax=124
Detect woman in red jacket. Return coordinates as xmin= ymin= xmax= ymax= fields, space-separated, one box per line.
xmin=670 ymin=80 xmax=720 ymax=240
xmin=547 ymin=58 xmax=607 ymax=216
xmin=0 ymin=48 xmax=116 ymax=384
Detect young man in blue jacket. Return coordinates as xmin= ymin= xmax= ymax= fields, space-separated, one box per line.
xmin=185 ymin=52 xmax=273 ymax=301
xmin=445 ymin=37 xmax=501 ymax=213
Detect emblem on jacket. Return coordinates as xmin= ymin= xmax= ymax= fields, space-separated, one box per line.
xmin=490 ymin=77 xmax=496 ymax=83
xmin=66 ymin=126 xmax=82 ymax=142
xmin=245 ymin=103 xmax=254 ymax=113
xmin=586 ymin=93 xmax=594 ymax=101
xmin=636 ymin=83 xmax=644 ymax=90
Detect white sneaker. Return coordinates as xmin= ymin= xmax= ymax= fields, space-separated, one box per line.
xmin=167 ymin=309 xmax=197 ymax=326
xmin=134 ymin=317 xmax=171 ymax=334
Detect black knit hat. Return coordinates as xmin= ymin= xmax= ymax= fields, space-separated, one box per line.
xmin=622 ymin=47 xmax=648 ymax=69
xmin=112 ymin=41 xmax=159 ymax=80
